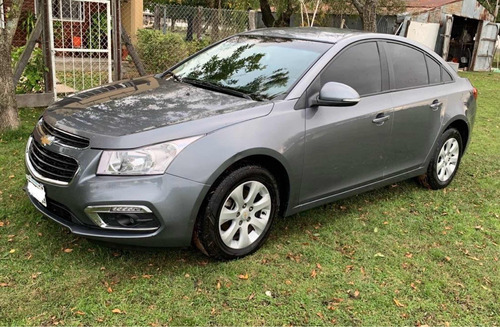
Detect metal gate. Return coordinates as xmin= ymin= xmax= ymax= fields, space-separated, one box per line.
xmin=47 ymin=0 xmax=112 ymax=99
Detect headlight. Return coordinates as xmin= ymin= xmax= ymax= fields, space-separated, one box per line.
xmin=97 ymin=135 xmax=202 ymax=175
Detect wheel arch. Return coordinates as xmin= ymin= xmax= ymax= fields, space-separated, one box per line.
xmin=203 ymin=150 xmax=291 ymax=217
xmin=443 ymin=116 xmax=470 ymax=152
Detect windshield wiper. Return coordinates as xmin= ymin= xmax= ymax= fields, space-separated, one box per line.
xmin=182 ymin=78 xmax=254 ymax=101
xmin=162 ymin=70 xmax=182 ymax=82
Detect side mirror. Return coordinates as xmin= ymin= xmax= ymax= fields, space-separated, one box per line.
xmin=313 ymin=82 xmax=360 ymax=107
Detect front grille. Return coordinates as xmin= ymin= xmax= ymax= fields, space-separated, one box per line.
xmin=40 ymin=120 xmax=89 ymax=148
xmin=28 ymin=139 xmax=79 ymax=183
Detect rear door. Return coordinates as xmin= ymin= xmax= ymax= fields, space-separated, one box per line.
xmin=471 ymin=21 xmax=500 ymax=71
xmin=300 ymin=41 xmax=393 ymax=203
xmin=383 ymin=41 xmax=447 ymax=177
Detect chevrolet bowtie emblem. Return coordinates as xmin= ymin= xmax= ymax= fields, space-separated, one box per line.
xmin=40 ymin=135 xmax=55 ymax=147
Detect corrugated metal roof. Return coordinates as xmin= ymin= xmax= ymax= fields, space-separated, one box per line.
xmin=406 ymin=0 xmax=462 ymax=8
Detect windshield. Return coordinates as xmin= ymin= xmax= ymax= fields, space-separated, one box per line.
xmin=172 ymin=36 xmax=331 ymax=100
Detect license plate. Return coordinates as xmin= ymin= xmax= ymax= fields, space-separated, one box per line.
xmin=26 ymin=175 xmax=47 ymax=207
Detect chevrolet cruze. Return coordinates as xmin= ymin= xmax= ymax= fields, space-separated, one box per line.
xmin=25 ymin=27 xmax=477 ymax=259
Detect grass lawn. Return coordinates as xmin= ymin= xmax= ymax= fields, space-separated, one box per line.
xmin=0 ymin=72 xmax=498 ymax=326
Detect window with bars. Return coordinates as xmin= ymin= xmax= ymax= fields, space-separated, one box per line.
xmin=52 ymin=0 xmax=84 ymax=22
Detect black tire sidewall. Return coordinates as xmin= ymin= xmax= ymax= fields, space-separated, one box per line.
xmin=201 ymin=166 xmax=280 ymax=259
xmin=427 ymin=128 xmax=463 ymax=189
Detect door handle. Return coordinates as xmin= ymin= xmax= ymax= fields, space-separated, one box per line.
xmin=430 ymin=100 xmax=442 ymax=111
xmin=372 ymin=113 xmax=390 ymax=125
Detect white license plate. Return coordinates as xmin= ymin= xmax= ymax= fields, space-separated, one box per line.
xmin=26 ymin=175 xmax=47 ymax=207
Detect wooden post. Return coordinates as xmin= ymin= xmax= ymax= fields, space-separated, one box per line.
xmin=13 ymin=13 xmax=44 ymax=85
xmin=112 ymin=0 xmax=122 ymax=81
xmin=153 ymin=5 xmax=161 ymax=30
xmin=121 ymin=23 xmax=146 ymax=76
xmin=42 ymin=0 xmax=54 ymax=93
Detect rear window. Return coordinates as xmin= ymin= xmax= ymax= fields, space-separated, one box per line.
xmin=387 ymin=42 xmax=428 ymax=89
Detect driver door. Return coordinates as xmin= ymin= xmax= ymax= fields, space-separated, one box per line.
xmin=299 ymin=41 xmax=394 ymax=203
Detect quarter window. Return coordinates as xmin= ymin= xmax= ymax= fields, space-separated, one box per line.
xmin=321 ymin=42 xmax=382 ymax=96
xmin=442 ymin=67 xmax=453 ymax=82
xmin=387 ymin=42 xmax=428 ymax=89
xmin=426 ymin=56 xmax=441 ymax=84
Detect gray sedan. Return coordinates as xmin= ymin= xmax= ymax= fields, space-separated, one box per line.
xmin=25 ymin=27 xmax=477 ymax=259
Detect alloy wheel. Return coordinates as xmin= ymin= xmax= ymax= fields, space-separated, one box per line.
xmin=436 ymin=138 xmax=460 ymax=182
xmin=218 ymin=181 xmax=272 ymax=249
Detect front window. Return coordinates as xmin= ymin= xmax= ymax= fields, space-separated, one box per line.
xmin=173 ymin=36 xmax=331 ymax=100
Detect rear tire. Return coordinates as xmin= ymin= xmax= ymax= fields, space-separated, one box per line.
xmin=194 ymin=165 xmax=280 ymax=260
xmin=418 ymin=128 xmax=463 ymax=190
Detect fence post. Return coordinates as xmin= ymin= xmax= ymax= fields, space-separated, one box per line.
xmin=111 ymin=0 xmax=122 ymax=81
xmin=162 ymin=6 xmax=167 ymax=34
xmin=248 ymin=10 xmax=256 ymax=30
xmin=153 ymin=5 xmax=161 ymax=30
xmin=194 ymin=6 xmax=202 ymax=40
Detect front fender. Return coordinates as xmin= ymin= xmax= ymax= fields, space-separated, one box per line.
xmin=166 ymin=100 xmax=305 ymax=213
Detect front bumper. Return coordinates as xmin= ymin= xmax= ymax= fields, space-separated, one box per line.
xmin=25 ymin=135 xmax=210 ymax=247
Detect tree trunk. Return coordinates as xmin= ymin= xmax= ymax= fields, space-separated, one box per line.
xmin=259 ymin=0 xmax=276 ymax=27
xmin=0 ymin=34 xmax=20 ymax=132
xmin=0 ymin=0 xmax=24 ymax=131
xmin=350 ymin=0 xmax=378 ymax=32
xmin=362 ymin=0 xmax=378 ymax=32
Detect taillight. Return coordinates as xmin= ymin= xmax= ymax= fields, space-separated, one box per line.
xmin=472 ymin=87 xmax=478 ymax=100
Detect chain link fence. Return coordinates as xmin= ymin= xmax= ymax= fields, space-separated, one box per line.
xmin=151 ymin=4 xmax=250 ymax=42
xmin=127 ymin=4 xmax=252 ymax=75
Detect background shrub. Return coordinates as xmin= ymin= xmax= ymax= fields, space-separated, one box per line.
xmin=137 ymin=29 xmax=189 ymax=74
xmin=11 ymin=46 xmax=47 ymax=94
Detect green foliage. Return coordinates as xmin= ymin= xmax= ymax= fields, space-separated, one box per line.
xmin=52 ymin=21 xmax=63 ymax=40
xmin=87 ymin=12 xmax=108 ymax=49
xmin=21 ymin=11 xmax=36 ymax=41
xmin=137 ymin=29 xmax=203 ymax=73
xmin=185 ymin=37 xmax=212 ymax=55
xmin=10 ymin=46 xmax=47 ymax=94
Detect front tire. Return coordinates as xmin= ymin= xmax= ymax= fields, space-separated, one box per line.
xmin=419 ymin=128 xmax=463 ymax=190
xmin=194 ymin=165 xmax=280 ymax=260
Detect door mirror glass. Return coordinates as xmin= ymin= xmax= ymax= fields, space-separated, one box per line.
xmin=314 ymin=82 xmax=360 ymax=107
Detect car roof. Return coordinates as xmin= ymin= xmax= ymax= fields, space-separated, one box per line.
xmin=241 ymin=27 xmax=366 ymax=44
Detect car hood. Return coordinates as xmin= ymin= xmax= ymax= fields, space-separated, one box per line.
xmin=43 ymin=76 xmax=273 ymax=149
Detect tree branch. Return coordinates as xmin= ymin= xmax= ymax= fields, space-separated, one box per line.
xmin=349 ymin=0 xmax=364 ymax=15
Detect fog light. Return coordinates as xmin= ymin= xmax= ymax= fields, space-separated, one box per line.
xmin=84 ymin=205 xmax=160 ymax=231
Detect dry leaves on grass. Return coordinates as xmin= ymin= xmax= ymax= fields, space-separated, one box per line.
xmin=111 ymin=308 xmax=125 ymax=314
xmin=393 ymin=298 xmax=406 ymax=307
xmin=348 ymin=290 xmax=360 ymax=299
xmin=238 ymin=273 xmax=249 ymax=280
xmin=63 ymin=248 xmax=73 ymax=253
